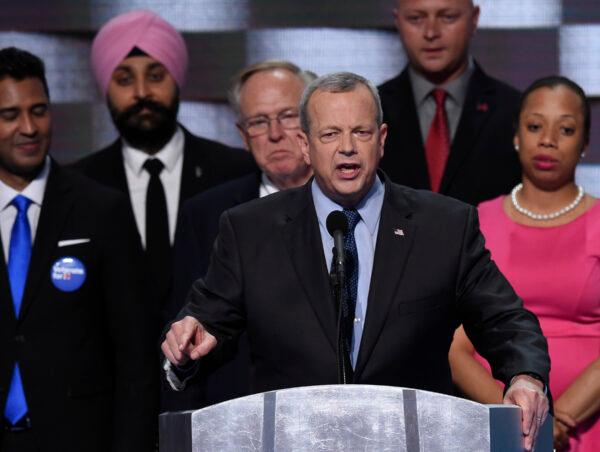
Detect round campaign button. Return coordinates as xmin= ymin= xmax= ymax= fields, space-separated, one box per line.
xmin=51 ymin=257 xmax=87 ymax=292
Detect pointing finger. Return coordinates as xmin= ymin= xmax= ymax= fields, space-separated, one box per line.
xmin=177 ymin=317 xmax=200 ymax=352
xmin=161 ymin=340 xmax=179 ymax=366
xmin=165 ymin=330 xmax=186 ymax=364
xmin=189 ymin=331 xmax=217 ymax=360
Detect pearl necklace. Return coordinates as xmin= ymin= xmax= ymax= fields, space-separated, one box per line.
xmin=511 ymin=183 xmax=585 ymax=221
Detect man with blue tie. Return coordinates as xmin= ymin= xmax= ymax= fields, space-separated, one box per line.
xmin=0 ymin=47 xmax=156 ymax=451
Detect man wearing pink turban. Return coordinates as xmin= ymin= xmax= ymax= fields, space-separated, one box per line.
xmin=73 ymin=10 xmax=255 ymax=319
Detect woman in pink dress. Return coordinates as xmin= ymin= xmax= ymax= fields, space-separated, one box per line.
xmin=449 ymin=76 xmax=600 ymax=452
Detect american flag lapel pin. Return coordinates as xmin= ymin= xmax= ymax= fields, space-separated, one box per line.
xmin=394 ymin=228 xmax=404 ymax=236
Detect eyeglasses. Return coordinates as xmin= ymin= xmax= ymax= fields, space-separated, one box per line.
xmin=241 ymin=110 xmax=300 ymax=137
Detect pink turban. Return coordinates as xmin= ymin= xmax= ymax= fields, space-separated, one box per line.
xmin=91 ymin=10 xmax=188 ymax=96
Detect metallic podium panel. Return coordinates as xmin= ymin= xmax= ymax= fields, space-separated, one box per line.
xmin=159 ymin=384 xmax=552 ymax=451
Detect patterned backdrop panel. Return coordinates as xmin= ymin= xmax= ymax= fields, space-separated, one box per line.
xmin=246 ymin=28 xmax=406 ymax=86
xmin=0 ymin=0 xmax=599 ymax=195
xmin=560 ymin=25 xmax=600 ymax=95
xmin=476 ymin=0 xmax=562 ymax=28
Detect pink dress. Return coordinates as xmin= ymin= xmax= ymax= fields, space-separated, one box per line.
xmin=477 ymin=196 xmax=600 ymax=452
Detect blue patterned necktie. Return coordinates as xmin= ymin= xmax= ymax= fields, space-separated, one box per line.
xmin=342 ymin=209 xmax=361 ymax=360
xmin=4 ymin=195 xmax=32 ymax=425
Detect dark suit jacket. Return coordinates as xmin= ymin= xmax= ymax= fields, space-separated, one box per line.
xmin=71 ymin=126 xmax=257 ymax=315
xmin=72 ymin=127 xmax=256 ymax=213
xmin=378 ymin=64 xmax=521 ymax=205
xmin=163 ymin=172 xmax=261 ymax=411
xmin=177 ymin=178 xmax=550 ymax=395
xmin=171 ymin=171 xmax=261 ymax=315
xmin=0 ymin=163 xmax=157 ymax=451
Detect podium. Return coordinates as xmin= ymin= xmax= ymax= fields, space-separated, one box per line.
xmin=159 ymin=385 xmax=552 ymax=451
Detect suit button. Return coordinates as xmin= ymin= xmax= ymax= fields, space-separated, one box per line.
xmin=13 ymin=335 xmax=25 ymax=343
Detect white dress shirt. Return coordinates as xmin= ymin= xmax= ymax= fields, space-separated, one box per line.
xmin=312 ymin=176 xmax=384 ymax=366
xmin=122 ymin=127 xmax=184 ymax=248
xmin=0 ymin=156 xmax=50 ymax=261
xmin=259 ymin=173 xmax=281 ymax=198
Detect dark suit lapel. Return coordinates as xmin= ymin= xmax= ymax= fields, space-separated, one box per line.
xmin=440 ymin=65 xmax=495 ymax=193
xmin=103 ymin=140 xmax=130 ymax=195
xmin=280 ymin=185 xmax=337 ymax=351
xmin=19 ymin=163 xmax=74 ymax=320
xmin=354 ymin=182 xmax=416 ymax=378
xmin=397 ymin=72 xmax=429 ymax=185
xmin=234 ymin=172 xmax=261 ymax=204
xmin=0 ymin=236 xmax=16 ymax=324
xmin=179 ymin=129 xmax=207 ymax=208
xmin=381 ymin=70 xmax=430 ymax=189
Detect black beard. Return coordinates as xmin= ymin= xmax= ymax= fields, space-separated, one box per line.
xmin=109 ymin=96 xmax=179 ymax=153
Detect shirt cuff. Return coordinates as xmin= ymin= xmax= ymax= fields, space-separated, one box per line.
xmin=163 ymin=359 xmax=199 ymax=391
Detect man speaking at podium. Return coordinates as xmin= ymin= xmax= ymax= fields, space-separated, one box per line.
xmin=163 ymin=72 xmax=549 ymax=450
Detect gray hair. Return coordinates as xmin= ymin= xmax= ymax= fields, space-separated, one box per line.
xmin=299 ymin=72 xmax=383 ymax=134
xmin=228 ymin=60 xmax=317 ymax=117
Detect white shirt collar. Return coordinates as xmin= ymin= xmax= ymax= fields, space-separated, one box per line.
xmin=122 ymin=126 xmax=184 ymax=175
xmin=260 ymin=173 xmax=280 ymax=197
xmin=409 ymin=57 xmax=474 ymax=107
xmin=0 ymin=155 xmax=50 ymax=211
xmin=311 ymin=174 xmax=384 ymax=237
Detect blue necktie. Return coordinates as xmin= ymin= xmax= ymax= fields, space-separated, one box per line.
xmin=342 ymin=209 xmax=360 ymax=359
xmin=4 ymin=195 xmax=32 ymax=425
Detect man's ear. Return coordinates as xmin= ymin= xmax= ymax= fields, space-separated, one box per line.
xmin=378 ymin=123 xmax=388 ymax=159
xmin=392 ymin=6 xmax=401 ymax=35
xmin=297 ymin=131 xmax=311 ymax=166
xmin=470 ymin=5 xmax=481 ymax=36
xmin=236 ymin=123 xmax=252 ymax=153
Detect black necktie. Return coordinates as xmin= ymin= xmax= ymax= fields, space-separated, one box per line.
xmin=144 ymin=158 xmax=170 ymax=296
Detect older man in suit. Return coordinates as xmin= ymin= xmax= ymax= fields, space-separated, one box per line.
xmin=72 ymin=10 xmax=255 ymax=312
xmin=0 ymin=47 xmax=156 ymax=452
xmin=162 ymin=60 xmax=314 ymax=411
xmin=163 ymin=71 xmax=550 ymax=451
xmin=379 ymin=0 xmax=520 ymax=205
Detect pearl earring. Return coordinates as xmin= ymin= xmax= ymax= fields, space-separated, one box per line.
xmin=581 ymin=152 xmax=586 ymax=159
xmin=514 ymin=144 xmax=519 ymax=152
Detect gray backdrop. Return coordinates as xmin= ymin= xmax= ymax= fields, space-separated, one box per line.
xmin=1 ymin=0 xmax=599 ymax=193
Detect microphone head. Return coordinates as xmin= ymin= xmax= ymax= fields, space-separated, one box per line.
xmin=326 ymin=210 xmax=348 ymax=237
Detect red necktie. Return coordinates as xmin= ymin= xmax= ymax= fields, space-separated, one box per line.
xmin=424 ymin=89 xmax=450 ymax=193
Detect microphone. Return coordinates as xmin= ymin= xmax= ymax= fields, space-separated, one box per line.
xmin=326 ymin=210 xmax=352 ymax=384
xmin=326 ymin=211 xmax=348 ymax=275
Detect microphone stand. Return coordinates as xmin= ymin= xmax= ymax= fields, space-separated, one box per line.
xmin=329 ymin=244 xmax=351 ymax=384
